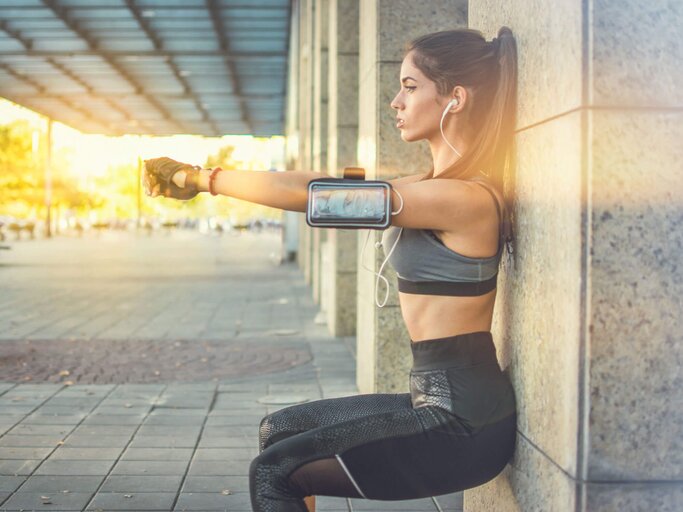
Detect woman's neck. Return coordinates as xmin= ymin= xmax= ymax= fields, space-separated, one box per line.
xmin=429 ymin=135 xmax=468 ymax=177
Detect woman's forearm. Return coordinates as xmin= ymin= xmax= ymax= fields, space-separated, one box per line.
xmin=195 ymin=169 xmax=328 ymax=212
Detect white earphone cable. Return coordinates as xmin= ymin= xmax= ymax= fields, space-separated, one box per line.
xmin=440 ymin=100 xmax=462 ymax=159
xmin=360 ymin=189 xmax=404 ymax=308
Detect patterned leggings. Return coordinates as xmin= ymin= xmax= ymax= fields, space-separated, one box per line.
xmin=249 ymin=331 xmax=517 ymax=511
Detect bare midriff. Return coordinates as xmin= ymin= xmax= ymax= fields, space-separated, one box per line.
xmin=399 ymin=220 xmax=501 ymax=343
xmin=400 ymin=288 xmax=497 ymax=343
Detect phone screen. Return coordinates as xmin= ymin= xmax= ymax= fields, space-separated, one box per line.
xmin=310 ymin=185 xmax=387 ymax=221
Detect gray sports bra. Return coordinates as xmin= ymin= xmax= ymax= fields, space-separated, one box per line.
xmin=381 ymin=179 xmax=504 ymax=296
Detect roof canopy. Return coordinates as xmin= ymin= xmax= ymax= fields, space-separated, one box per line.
xmin=0 ymin=0 xmax=291 ymax=137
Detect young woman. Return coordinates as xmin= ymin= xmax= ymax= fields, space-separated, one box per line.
xmin=146 ymin=26 xmax=518 ymax=512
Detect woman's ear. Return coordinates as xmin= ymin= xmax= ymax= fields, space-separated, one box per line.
xmin=449 ymin=86 xmax=468 ymax=112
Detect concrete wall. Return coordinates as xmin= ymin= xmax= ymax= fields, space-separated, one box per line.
xmin=287 ymin=0 xmax=682 ymax=510
xmin=356 ymin=0 xmax=467 ymax=394
xmin=466 ymin=1 xmax=683 ymax=511
xmin=324 ymin=0 xmax=360 ymax=336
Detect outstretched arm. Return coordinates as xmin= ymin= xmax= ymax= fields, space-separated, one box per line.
xmin=200 ymin=168 xmax=327 ymax=212
xmin=161 ymin=167 xmax=329 ymax=212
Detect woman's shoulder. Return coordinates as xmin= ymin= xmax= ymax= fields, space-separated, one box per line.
xmin=386 ymin=172 xmax=429 ymax=186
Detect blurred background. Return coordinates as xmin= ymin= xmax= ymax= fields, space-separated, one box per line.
xmin=0 ymin=98 xmax=285 ymax=241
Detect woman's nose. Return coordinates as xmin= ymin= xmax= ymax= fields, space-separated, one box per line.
xmin=390 ymin=93 xmax=401 ymax=110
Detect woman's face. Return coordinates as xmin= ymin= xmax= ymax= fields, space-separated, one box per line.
xmin=390 ymin=51 xmax=449 ymax=143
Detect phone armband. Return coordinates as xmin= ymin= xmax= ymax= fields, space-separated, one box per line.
xmin=306 ymin=168 xmax=392 ymax=229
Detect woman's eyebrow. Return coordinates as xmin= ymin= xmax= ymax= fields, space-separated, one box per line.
xmin=401 ymin=76 xmax=417 ymax=84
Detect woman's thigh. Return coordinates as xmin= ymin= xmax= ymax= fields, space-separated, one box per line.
xmin=252 ymin=404 xmax=515 ymax=504
xmin=258 ymin=392 xmax=411 ymax=451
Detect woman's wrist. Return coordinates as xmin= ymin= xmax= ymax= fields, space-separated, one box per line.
xmin=197 ymin=169 xmax=211 ymax=193
xmin=167 ymin=168 xmax=209 ymax=194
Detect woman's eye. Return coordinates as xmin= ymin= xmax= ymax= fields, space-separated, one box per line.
xmin=404 ymin=86 xmax=416 ymax=93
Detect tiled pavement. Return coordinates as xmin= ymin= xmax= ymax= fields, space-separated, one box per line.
xmin=0 ymin=229 xmax=463 ymax=511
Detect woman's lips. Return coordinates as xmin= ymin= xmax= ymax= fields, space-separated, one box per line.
xmin=396 ymin=118 xmax=405 ymax=128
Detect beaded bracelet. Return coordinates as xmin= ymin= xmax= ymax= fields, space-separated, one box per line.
xmin=208 ymin=167 xmax=223 ymax=196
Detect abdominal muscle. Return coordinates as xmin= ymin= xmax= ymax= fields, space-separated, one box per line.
xmin=399 ymin=288 xmax=497 ymax=343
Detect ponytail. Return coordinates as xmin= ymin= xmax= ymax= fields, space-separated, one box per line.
xmin=407 ymin=26 xmax=518 ymax=262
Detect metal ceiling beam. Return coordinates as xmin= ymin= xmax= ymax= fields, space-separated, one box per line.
xmin=0 ymin=4 xmax=289 ymax=10
xmin=124 ymin=0 xmax=220 ymax=135
xmin=4 ymin=93 xmax=285 ymax=101
xmin=0 ymin=61 xmax=115 ymax=134
xmin=41 ymin=0 xmax=185 ymax=134
xmin=45 ymin=57 xmax=152 ymax=134
xmin=207 ymin=0 xmax=252 ymax=135
xmin=0 ymin=50 xmax=286 ymax=58
xmin=0 ymin=17 xmax=140 ymax=134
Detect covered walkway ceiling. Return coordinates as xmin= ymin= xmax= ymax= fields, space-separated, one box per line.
xmin=0 ymin=0 xmax=291 ymax=137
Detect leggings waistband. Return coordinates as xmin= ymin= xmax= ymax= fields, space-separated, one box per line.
xmin=410 ymin=331 xmax=498 ymax=371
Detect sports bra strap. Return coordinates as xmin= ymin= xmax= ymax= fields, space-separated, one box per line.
xmin=470 ymin=179 xmax=504 ymax=253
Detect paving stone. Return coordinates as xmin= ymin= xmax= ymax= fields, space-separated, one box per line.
xmin=134 ymin=426 xmax=201 ymax=437
xmin=34 ymin=459 xmax=116 ymax=476
xmin=110 ymin=460 xmax=189 ymax=476
xmin=0 ymin=491 xmax=93 ymax=511
xmin=0 ymin=405 xmax=35 ymax=415
xmin=0 ymin=397 xmax=46 ymax=407
xmin=18 ymin=475 xmax=105 ymax=493
xmin=0 ymin=447 xmax=54 ymax=459
xmin=120 ymin=448 xmax=193 ymax=462
xmin=181 ymin=475 xmax=249 ymax=493
xmin=316 ymin=497 xmax=351 ymax=511
xmin=141 ymin=415 xmax=205 ymax=426
xmin=22 ymin=414 xmax=84 ymax=425
xmin=82 ymin=414 xmax=147 ymax=426
xmin=204 ymin=415 xmax=263 ymax=427
xmin=62 ymin=435 xmax=132 ymax=448
xmin=0 ymin=459 xmax=41 ymax=476
xmin=71 ymin=425 xmax=138 ymax=436
xmin=0 ymin=475 xmax=26 ymax=492
xmin=0 ymin=435 xmax=65 ymax=448
xmin=147 ymin=409 xmax=207 ymax=417
xmin=88 ymin=491 xmax=176 ymax=511
xmin=186 ymin=460 xmax=248 ymax=477
xmin=7 ymin=424 xmax=73 ymax=436
xmin=127 ymin=436 xmax=198 ymax=449
xmin=192 ymin=448 xmax=256 ymax=461
xmin=92 ymin=406 xmax=153 ymax=416
xmin=99 ymin=475 xmax=184 ymax=493
xmin=351 ymin=498 xmax=441 ymax=510
xmin=50 ymin=447 xmax=125 ymax=460
xmin=173 ymin=491 xmax=252 ymax=511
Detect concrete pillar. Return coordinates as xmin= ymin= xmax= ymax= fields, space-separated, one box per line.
xmin=467 ymin=2 xmax=683 ymax=510
xmin=311 ymin=0 xmax=329 ymax=306
xmin=298 ymin=0 xmax=315 ymax=282
xmin=283 ymin=0 xmax=301 ymax=262
xmin=356 ymin=0 xmax=467 ymax=394
xmin=325 ymin=0 xmax=360 ymax=336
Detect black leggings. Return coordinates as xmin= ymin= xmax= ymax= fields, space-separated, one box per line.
xmin=249 ymin=331 xmax=517 ymax=511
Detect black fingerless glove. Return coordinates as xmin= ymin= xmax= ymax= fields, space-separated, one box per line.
xmin=143 ymin=157 xmax=200 ymax=201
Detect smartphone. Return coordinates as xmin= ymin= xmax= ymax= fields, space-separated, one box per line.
xmin=306 ymin=179 xmax=392 ymax=229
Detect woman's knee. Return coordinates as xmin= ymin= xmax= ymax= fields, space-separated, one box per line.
xmin=258 ymin=405 xmax=312 ymax=452
xmin=250 ymin=447 xmax=304 ymax=503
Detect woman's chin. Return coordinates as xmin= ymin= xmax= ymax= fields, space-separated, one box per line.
xmin=399 ymin=130 xmax=420 ymax=143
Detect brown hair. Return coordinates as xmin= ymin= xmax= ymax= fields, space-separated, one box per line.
xmin=405 ymin=26 xmax=517 ymax=259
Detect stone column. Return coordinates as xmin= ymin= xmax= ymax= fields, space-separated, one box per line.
xmin=297 ymin=0 xmax=315 ymax=282
xmin=311 ymin=0 xmax=329 ymax=306
xmin=467 ymin=2 xmax=683 ymax=511
xmin=283 ymin=0 xmax=301 ymax=262
xmin=324 ymin=0 xmax=360 ymax=336
xmin=356 ymin=0 xmax=467 ymax=393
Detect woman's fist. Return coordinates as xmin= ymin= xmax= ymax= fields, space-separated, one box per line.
xmin=143 ymin=157 xmax=199 ymax=201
